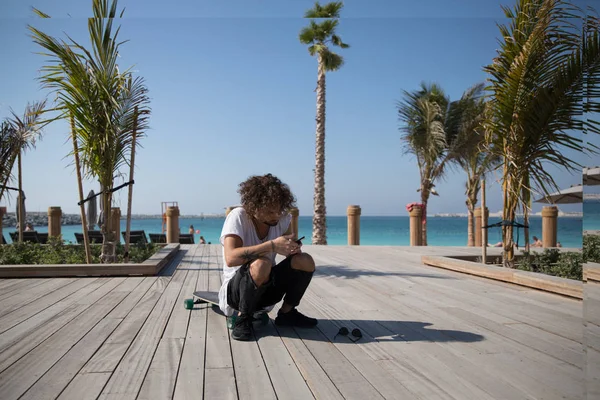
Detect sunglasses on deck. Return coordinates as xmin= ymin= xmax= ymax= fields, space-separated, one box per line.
xmin=334 ymin=327 xmax=363 ymax=342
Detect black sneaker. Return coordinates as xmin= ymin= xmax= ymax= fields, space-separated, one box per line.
xmin=275 ymin=308 xmax=318 ymax=327
xmin=231 ymin=314 xmax=253 ymax=341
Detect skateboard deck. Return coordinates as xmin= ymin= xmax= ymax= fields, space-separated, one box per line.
xmin=183 ymin=290 xmax=269 ymax=329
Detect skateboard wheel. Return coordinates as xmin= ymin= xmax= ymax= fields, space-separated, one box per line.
xmin=184 ymin=298 xmax=194 ymax=310
xmin=227 ymin=314 xmax=237 ymax=330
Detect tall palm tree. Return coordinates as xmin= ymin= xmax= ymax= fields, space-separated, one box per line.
xmin=483 ymin=0 xmax=600 ymax=266
xmin=299 ymin=1 xmax=349 ymax=245
xmin=6 ymin=101 xmax=47 ymax=242
xmin=29 ymin=0 xmax=150 ymax=262
xmin=398 ymin=83 xmax=451 ymax=245
xmin=446 ymin=84 xmax=499 ymax=246
xmin=0 ymin=121 xmax=18 ymax=202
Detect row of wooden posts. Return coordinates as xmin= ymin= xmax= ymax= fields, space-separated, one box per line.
xmin=0 ymin=204 xmax=560 ymax=247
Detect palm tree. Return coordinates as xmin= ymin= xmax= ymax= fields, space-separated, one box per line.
xmin=0 ymin=121 xmax=18 ymax=202
xmin=446 ymin=84 xmax=499 ymax=246
xmin=299 ymin=1 xmax=349 ymax=245
xmin=29 ymin=0 xmax=150 ymax=262
xmin=398 ymin=83 xmax=451 ymax=245
xmin=6 ymin=101 xmax=47 ymax=242
xmin=483 ymin=0 xmax=600 ymax=267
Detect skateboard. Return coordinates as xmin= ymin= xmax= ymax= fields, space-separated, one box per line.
xmin=183 ymin=290 xmax=269 ymax=329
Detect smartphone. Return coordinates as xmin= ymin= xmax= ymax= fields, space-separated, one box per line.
xmin=295 ymin=236 xmax=305 ymax=245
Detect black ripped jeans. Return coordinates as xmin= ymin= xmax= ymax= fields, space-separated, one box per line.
xmin=227 ymin=254 xmax=313 ymax=315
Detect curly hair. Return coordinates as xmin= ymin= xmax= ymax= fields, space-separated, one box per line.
xmin=238 ymin=173 xmax=296 ymax=217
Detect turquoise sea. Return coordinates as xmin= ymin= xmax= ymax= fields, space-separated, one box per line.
xmin=584 ymin=199 xmax=600 ymax=231
xmin=2 ymin=215 xmax=584 ymax=248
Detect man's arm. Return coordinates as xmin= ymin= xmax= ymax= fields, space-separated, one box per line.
xmin=223 ymin=234 xmax=274 ymax=267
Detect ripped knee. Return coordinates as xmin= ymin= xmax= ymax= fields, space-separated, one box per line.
xmin=291 ymin=253 xmax=315 ymax=272
xmin=249 ymin=258 xmax=272 ymax=286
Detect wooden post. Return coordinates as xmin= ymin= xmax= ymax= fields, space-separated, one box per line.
xmin=0 ymin=206 xmax=5 ymax=244
xmin=167 ymin=206 xmax=180 ymax=243
xmin=347 ymin=205 xmax=361 ymax=245
xmin=474 ymin=207 xmax=489 ymax=247
xmin=542 ymin=206 xmax=558 ymax=248
xmin=481 ymin=180 xmax=487 ymax=264
xmin=409 ymin=206 xmax=423 ymax=246
xmin=47 ymin=207 xmax=62 ymax=239
xmin=290 ymin=207 xmax=299 ymax=239
xmin=124 ymin=107 xmax=138 ymax=263
xmin=111 ymin=207 xmax=121 ymax=244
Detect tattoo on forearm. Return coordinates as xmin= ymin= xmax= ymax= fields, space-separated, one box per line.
xmin=241 ymin=249 xmax=270 ymax=263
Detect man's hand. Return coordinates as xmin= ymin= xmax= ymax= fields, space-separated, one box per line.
xmin=272 ymin=233 xmax=302 ymax=256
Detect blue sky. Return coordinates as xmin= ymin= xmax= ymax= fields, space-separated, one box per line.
xmin=1 ymin=0 xmax=597 ymax=216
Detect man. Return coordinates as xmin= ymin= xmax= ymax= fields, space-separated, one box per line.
xmin=219 ymin=173 xmax=318 ymax=341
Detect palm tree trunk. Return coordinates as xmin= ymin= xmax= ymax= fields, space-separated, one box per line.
xmin=17 ymin=151 xmax=23 ymax=244
xmin=312 ymin=54 xmax=327 ymax=245
xmin=100 ymin=189 xmax=117 ymax=263
xmin=502 ymin=170 xmax=516 ymax=268
xmin=524 ymin=210 xmax=530 ymax=252
xmin=467 ymin=202 xmax=475 ymax=247
xmin=124 ymin=107 xmax=138 ymax=263
xmin=71 ymin=116 xmax=92 ymax=264
xmin=420 ymin=187 xmax=429 ymax=246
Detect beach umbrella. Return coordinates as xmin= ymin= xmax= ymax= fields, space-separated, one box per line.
xmin=86 ymin=189 xmax=97 ymax=231
xmin=97 ymin=183 xmax=104 ymax=228
xmin=584 ymin=167 xmax=600 ymax=186
xmin=15 ymin=191 xmax=26 ymax=226
xmin=534 ymin=184 xmax=582 ymax=204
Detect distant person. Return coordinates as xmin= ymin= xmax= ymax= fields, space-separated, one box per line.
xmin=199 ymin=236 xmax=206 ymax=244
xmin=557 ymin=242 xmax=562 ymax=248
xmin=189 ymin=225 xmax=194 ymax=235
xmin=25 ymin=223 xmax=33 ymax=232
xmin=532 ymin=236 xmax=543 ymax=247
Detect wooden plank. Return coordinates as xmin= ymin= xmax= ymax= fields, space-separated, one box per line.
xmin=137 ymin=338 xmax=184 ymax=400
xmin=173 ymin=246 xmax=207 ymax=400
xmin=0 ymin=281 xmax=137 ymax=400
xmin=18 ymin=317 xmax=123 ymax=400
xmin=0 ymin=279 xmax=47 ymax=299
xmin=275 ymin=325 xmax=344 ymax=400
xmin=56 ymin=372 xmax=112 ymax=400
xmin=291 ymin=325 xmax=384 ymax=400
xmin=0 ymin=278 xmax=125 ymax=373
xmin=204 ymin=244 xmax=237 ymax=400
xmin=97 ymin=265 xmax=190 ymax=399
xmin=303 ymin=249 xmax=577 ymax=399
xmin=303 ymin=292 xmax=507 ymax=400
xmin=18 ymin=278 xmax=149 ymax=400
xmin=80 ymin=277 xmax=168 ymax=373
xmin=137 ymin=246 xmax=201 ymax=400
xmin=0 ymin=278 xmax=77 ymax=318
xmin=254 ymin=321 xmax=315 ymax=400
xmin=163 ymin=245 xmax=201 ymax=339
xmin=0 ymin=279 xmax=102 ymax=334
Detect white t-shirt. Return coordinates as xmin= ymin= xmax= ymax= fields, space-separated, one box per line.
xmin=218 ymin=207 xmax=292 ymax=316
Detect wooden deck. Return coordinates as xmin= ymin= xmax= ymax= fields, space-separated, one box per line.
xmin=0 ymin=244 xmax=583 ymax=400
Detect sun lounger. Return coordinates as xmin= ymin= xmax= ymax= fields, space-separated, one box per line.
xmin=149 ymin=233 xmax=167 ymax=244
xmin=179 ymin=233 xmax=195 ymax=244
xmin=74 ymin=231 xmax=104 ymax=244
xmin=122 ymin=230 xmax=148 ymax=244
xmin=10 ymin=231 xmax=43 ymax=243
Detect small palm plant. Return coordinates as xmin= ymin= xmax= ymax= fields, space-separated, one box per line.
xmin=29 ymin=0 xmax=150 ymax=262
xmin=5 ymin=101 xmax=47 ymax=242
xmin=483 ymin=0 xmax=600 ymax=266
